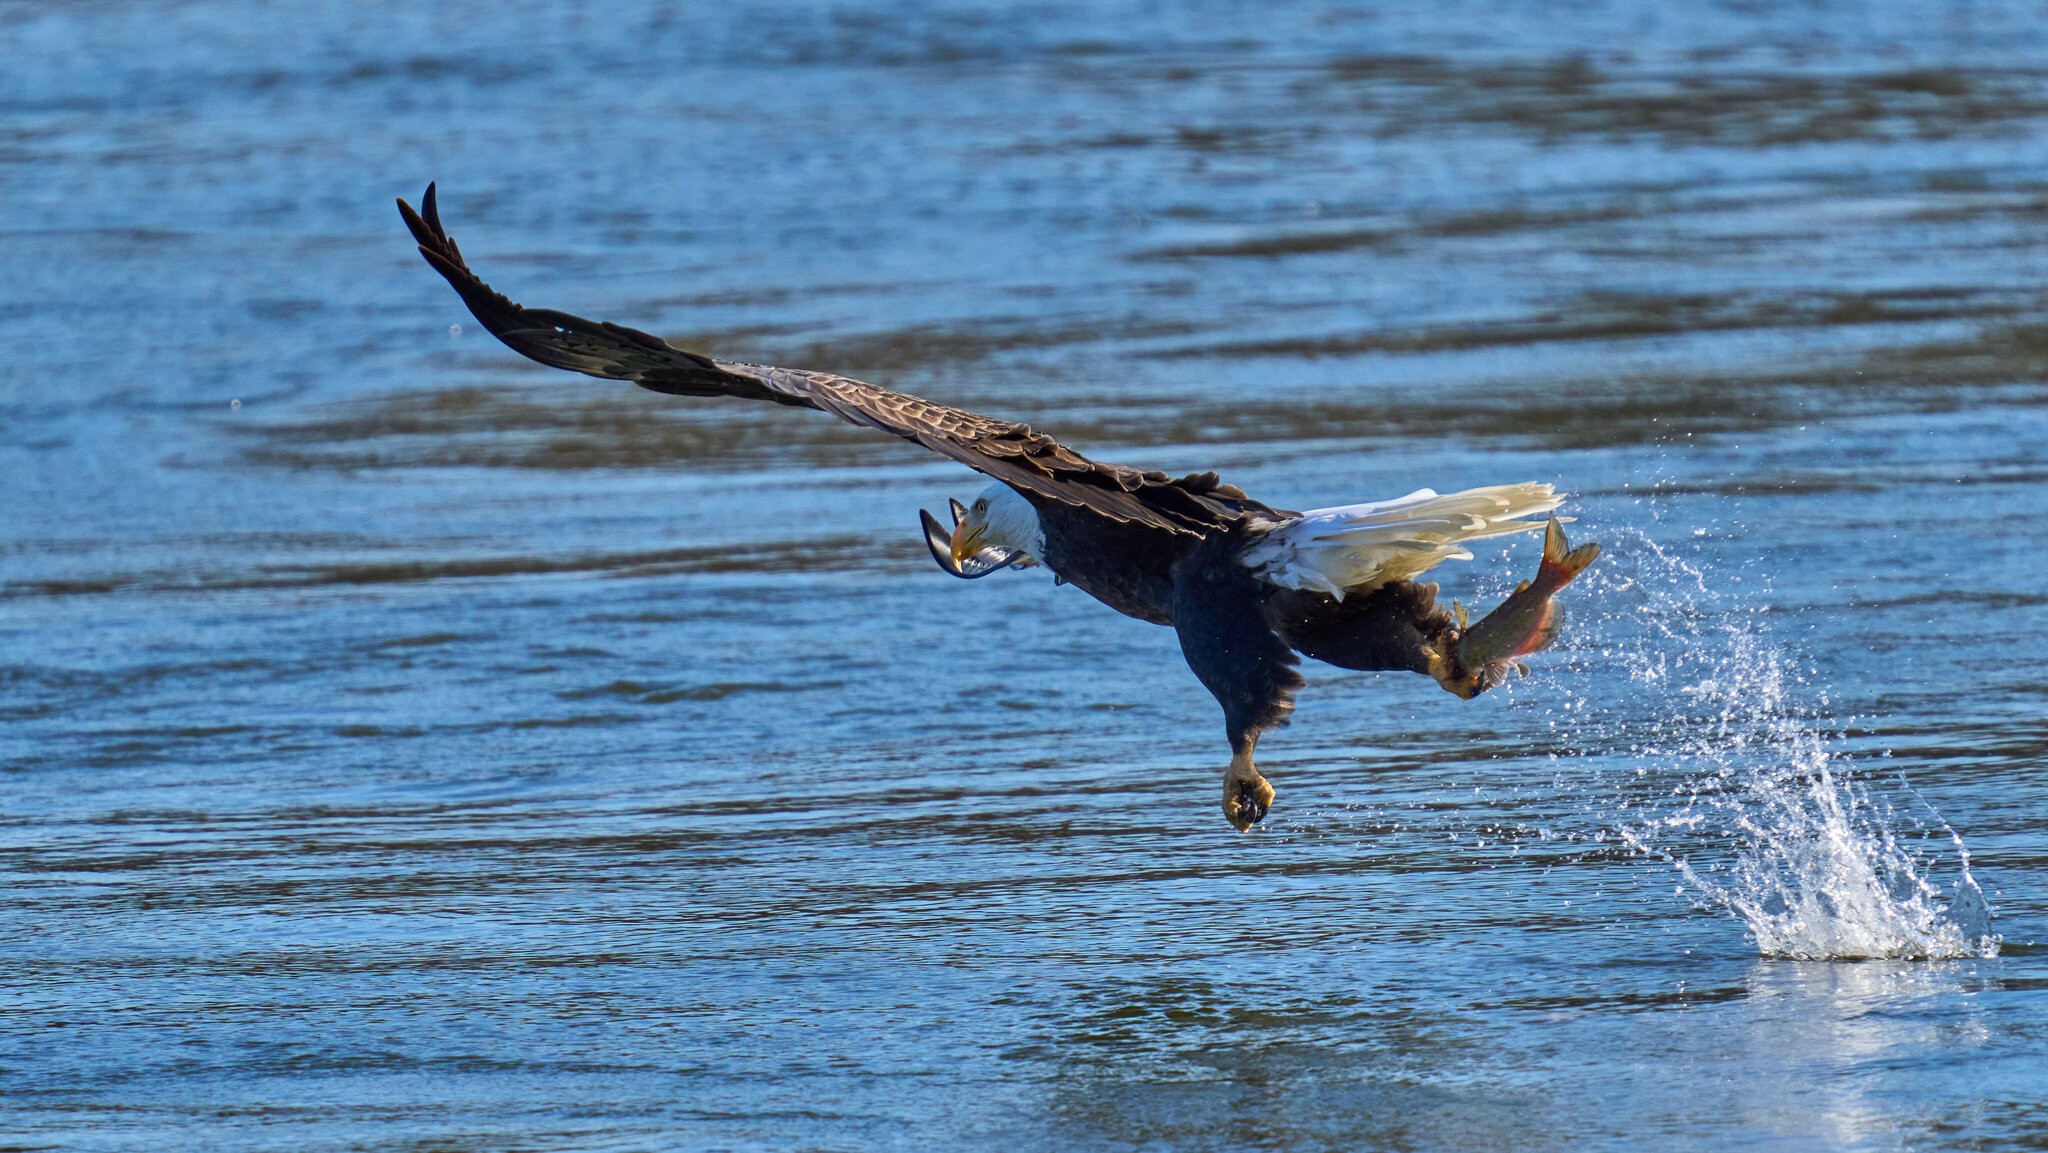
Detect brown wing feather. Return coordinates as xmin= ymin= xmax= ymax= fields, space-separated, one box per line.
xmin=399 ymin=184 xmax=1275 ymax=535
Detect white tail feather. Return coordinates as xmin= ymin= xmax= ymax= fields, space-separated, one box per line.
xmin=1241 ymin=482 xmax=1564 ymax=599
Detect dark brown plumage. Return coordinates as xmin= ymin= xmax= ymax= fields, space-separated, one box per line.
xmin=400 ymin=185 xmax=1277 ymax=538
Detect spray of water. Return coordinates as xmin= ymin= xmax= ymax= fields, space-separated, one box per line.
xmin=1547 ymin=526 xmax=1997 ymax=961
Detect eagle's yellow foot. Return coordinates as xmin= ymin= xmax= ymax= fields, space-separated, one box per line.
xmin=1222 ymin=754 xmax=1274 ymax=832
xmin=1425 ymin=642 xmax=1482 ymax=700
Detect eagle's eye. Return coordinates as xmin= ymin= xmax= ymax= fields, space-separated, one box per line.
xmin=973 ymin=499 xmax=988 ymax=515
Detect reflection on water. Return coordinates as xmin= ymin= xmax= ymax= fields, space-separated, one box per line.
xmin=4 ymin=0 xmax=2048 ymax=1149
xmin=1730 ymin=962 xmax=1998 ymax=1147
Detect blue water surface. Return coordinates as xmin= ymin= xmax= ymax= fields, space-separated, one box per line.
xmin=2 ymin=2 xmax=2046 ymax=1149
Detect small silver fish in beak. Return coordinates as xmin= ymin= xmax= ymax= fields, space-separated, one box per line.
xmin=919 ymin=497 xmax=1025 ymax=579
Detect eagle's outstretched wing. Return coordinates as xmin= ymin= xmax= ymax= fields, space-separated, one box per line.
xmin=398 ymin=184 xmax=1275 ymax=536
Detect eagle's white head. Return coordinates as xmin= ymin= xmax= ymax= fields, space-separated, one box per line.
xmin=950 ymin=483 xmax=1045 ymax=566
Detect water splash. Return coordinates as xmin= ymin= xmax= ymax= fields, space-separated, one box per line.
xmin=1554 ymin=527 xmax=1998 ymax=961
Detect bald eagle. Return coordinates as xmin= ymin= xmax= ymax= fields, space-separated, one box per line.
xmin=399 ymin=185 xmax=1600 ymax=831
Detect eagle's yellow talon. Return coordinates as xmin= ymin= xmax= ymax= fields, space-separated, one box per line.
xmin=1221 ymin=755 xmax=1274 ymax=832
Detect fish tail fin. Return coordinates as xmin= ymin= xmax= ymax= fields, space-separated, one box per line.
xmin=1536 ymin=516 xmax=1601 ymax=590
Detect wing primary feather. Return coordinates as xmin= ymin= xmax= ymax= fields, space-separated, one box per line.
xmin=399 ymin=184 xmax=1285 ymax=538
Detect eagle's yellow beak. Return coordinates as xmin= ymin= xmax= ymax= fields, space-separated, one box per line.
xmin=949 ymin=520 xmax=987 ymax=564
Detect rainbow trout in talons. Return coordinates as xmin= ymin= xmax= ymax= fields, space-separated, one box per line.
xmin=1438 ymin=517 xmax=1602 ymax=699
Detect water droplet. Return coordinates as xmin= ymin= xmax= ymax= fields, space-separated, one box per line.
xmin=229 ymin=399 xmax=241 ymax=410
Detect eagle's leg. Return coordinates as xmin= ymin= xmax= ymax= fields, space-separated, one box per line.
xmin=1221 ymin=732 xmax=1274 ymax=833
xmin=1171 ymin=533 xmax=1305 ymax=834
